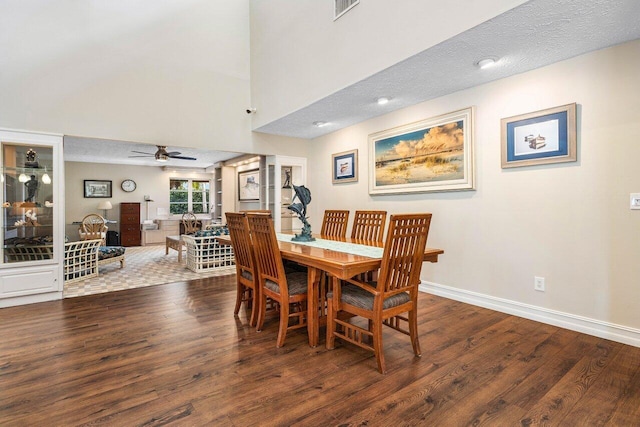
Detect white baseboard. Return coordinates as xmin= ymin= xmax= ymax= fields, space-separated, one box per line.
xmin=419 ymin=281 xmax=640 ymax=348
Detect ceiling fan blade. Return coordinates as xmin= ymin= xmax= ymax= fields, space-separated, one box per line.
xmin=165 ymin=151 xmax=181 ymax=156
xmin=168 ymin=155 xmax=197 ymax=160
xmin=128 ymin=155 xmax=154 ymax=158
xmin=131 ymin=150 xmax=155 ymax=155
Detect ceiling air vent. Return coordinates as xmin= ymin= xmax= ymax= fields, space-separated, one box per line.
xmin=334 ymin=0 xmax=359 ymax=20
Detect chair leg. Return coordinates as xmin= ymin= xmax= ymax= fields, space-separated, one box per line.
xmin=234 ymin=283 xmax=244 ymax=315
xmin=326 ymin=294 xmax=335 ymax=349
xmin=409 ymin=309 xmax=421 ymax=357
xmin=249 ymin=289 xmax=260 ymax=326
xmin=256 ymin=291 xmax=267 ymax=332
xmin=276 ymin=301 xmax=289 ymax=348
xmin=372 ymin=320 xmax=386 ymax=374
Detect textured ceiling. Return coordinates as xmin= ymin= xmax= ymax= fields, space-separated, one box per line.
xmin=64 ymin=136 xmax=243 ymax=169
xmin=64 ymin=0 xmax=640 ymax=165
xmin=254 ymin=0 xmax=640 ymax=139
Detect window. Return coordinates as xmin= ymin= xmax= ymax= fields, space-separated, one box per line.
xmin=169 ymin=179 xmax=210 ymax=215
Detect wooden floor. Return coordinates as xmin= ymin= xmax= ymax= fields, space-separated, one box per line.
xmin=1 ymin=275 xmax=639 ymax=426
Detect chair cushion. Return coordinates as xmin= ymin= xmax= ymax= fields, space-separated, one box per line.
xmin=98 ymin=246 xmax=126 ymax=260
xmin=194 ymin=226 xmax=229 ymax=237
xmin=333 ymin=282 xmax=410 ymax=310
xmin=265 ymin=271 xmax=307 ymax=296
xmin=241 ymin=270 xmax=253 ymax=281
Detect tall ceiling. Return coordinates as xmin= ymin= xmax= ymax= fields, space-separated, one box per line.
xmin=58 ymin=0 xmax=640 ymax=165
xmin=254 ymin=0 xmax=640 ymax=139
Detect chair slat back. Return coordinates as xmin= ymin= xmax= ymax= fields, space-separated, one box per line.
xmin=246 ymin=213 xmax=288 ymax=298
xmin=81 ymin=214 xmax=106 ymax=234
xmin=225 ymin=212 xmax=255 ymax=277
xmin=182 ymin=212 xmax=199 ymax=235
xmin=351 ymin=210 xmax=387 ymax=242
xmin=377 ymin=213 xmax=432 ymax=295
xmin=79 ymin=214 xmax=107 ymax=244
xmin=320 ymin=210 xmax=350 ymax=238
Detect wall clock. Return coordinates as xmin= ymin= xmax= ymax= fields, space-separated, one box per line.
xmin=121 ymin=179 xmax=137 ymax=192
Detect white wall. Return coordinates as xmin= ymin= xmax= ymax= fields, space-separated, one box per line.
xmin=249 ymin=0 xmax=527 ymax=128
xmin=0 ymin=1 xmax=254 ymax=154
xmin=307 ymin=40 xmax=640 ymax=339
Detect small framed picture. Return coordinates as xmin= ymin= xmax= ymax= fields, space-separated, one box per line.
xmin=501 ymin=103 xmax=577 ymax=168
xmin=238 ymin=168 xmax=260 ymax=201
xmin=332 ymin=149 xmax=358 ymax=184
xmin=84 ymin=180 xmax=112 ymax=198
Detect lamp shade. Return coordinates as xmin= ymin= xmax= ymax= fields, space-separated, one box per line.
xmin=97 ymin=201 xmax=113 ymax=210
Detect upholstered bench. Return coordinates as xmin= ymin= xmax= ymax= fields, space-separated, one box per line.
xmin=98 ymin=246 xmax=126 ymax=269
xmin=4 ymin=238 xmax=125 ymax=284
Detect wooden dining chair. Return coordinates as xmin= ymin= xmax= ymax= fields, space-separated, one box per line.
xmin=351 ymin=210 xmax=387 ymax=243
xmin=326 ymin=213 xmax=432 ymax=374
xmin=320 ymin=210 xmax=350 ymax=238
xmin=225 ymin=212 xmax=260 ymax=326
xmin=78 ymin=214 xmax=108 ymax=245
xmin=181 ymin=212 xmax=199 ymax=235
xmin=247 ymin=212 xmax=308 ymax=347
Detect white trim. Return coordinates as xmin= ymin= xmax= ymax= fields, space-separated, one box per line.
xmin=334 ymin=0 xmax=359 ymax=21
xmin=419 ymin=281 xmax=640 ymax=348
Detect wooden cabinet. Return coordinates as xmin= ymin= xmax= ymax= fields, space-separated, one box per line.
xmin=120 ymin=202 xmax=140 ymax=246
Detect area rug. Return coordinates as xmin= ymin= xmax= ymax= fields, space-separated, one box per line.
xmin=63 ymin=245 xmax=236 ymax=298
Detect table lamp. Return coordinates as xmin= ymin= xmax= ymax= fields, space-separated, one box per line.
xmin=97 ymin=201 xmax=113 ymax=220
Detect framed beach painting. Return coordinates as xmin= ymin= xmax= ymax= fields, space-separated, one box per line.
xmin=332 ymin=149 xmax=358 ymax=184
xmin=238 ymin=169 xmax=260 ymax=201
xmin=368 ymin=107 xmax=474 ymax=195
xmin=501 ymin=103 xmax=577 ymax=168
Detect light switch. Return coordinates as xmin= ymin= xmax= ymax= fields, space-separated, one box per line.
xmin=631 ymin=193 xmax=640 ymax=210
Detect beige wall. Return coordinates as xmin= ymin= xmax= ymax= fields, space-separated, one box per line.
xmin=307 ymin=40 xmax=640 ymax=334
xmin=65 ymin=161 xmax=214 ymax=238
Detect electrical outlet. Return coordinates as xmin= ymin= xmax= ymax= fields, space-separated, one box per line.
xmin=534 ymin=276 xmax=545 ymax=292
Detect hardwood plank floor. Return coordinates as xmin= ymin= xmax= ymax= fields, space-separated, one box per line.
xmin=1 ymin=275 xmax=639 ymax=426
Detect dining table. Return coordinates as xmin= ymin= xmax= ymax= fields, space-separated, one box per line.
xmin=217 ymin=233 xmax=444 ymax=347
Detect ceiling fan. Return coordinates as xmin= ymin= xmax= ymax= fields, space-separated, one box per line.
xmin=129 ymin=145 xmax=197 ymax=162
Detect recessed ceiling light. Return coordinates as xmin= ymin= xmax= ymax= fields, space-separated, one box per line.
xmin=476 ymin=58 xmax=496 ymax=69
xmin=376 ymin=97 xmax=390 ymax=105
xmin=313 ymin=121 xmax=329 ymax=127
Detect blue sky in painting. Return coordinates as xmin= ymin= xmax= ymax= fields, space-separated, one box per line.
xmin=375 ymin=120 xmax=464 ymax=159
